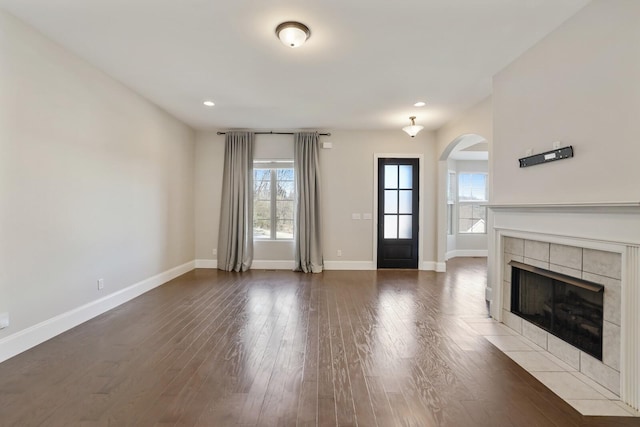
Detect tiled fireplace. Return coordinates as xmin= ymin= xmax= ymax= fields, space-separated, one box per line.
xmin=502 ymin=237 xmax=620 ymax=393
xmin=489 ymin=204 xmax=640 ymax=412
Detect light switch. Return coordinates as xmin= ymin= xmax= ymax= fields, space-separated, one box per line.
xmin=363 ymin=213 xmax=372 ymax=220
xmin=352 ymin=213 xmax=361 ymax=220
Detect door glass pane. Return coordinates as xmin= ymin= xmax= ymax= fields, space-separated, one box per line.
xmin=384 ymin=190 xmax=398 ymax=214
xmin=399 ymin=165 xmax=412 ymax=188
xmin=384 ymin=215 xmax=398 ymax=239
xmin=399 ymin=190 xmax=412 ymax=214
xmin=384 ymin=165 xmax=398 ymax=189
xmin=399 ymin=215 xmax=412 ymax=239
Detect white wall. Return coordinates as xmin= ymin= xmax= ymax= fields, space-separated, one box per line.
xmin=0 ymin=11 xmax=195 ymax=341
xmin=436 ymin=97 xmax=493 ymax=159
xmin=195 ymin=129 xmax=439 ymax=268
xmin=492 ymin=0 xmax=640 ymax=205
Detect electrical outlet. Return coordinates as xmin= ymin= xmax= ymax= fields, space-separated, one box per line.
xmin=337 ymin=249 xmax=342 ymax=257
xmin=525 ymin=148 xmax=533 ymax=157
xmin=212 ymin=248 xmax=217 ymax=256
xmin=552 ymin=141 xmax=561 ymax=150
xmin=97 ymin=278 xmax=104 ymax=290
xmin=0 ymin=312 xmax=9 ymax=329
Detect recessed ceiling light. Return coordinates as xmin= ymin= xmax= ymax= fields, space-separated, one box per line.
xmin=203 ymin=100 xmax=215 ymax=107
xmin=414 ymin=101 xmax=426 ymax=107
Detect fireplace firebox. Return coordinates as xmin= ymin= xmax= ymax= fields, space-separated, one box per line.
xmin=509 ymin=261 xmax=604 ymax=360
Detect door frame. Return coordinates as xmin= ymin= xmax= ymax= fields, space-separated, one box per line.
xmin=373 ymin=153 xmax=424 ymax=269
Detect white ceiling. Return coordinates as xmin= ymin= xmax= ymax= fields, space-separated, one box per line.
xmin=0 ymin=0 xmax=589 ymax=131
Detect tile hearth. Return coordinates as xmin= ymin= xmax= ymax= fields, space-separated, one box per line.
xmin=462 ymin=317 xmax=639 ymax=417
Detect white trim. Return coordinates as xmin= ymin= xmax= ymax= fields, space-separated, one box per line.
xmin=251 ymin=260 xmax=296 ymax=270
xmin=446 ymin=249 xmax=488 ymax=260
xmin=421 ymin=261 xmax=438 ymax=271
xmin=0 ymin=260 xmax=195 ymax=364
xmin=373 ymin=154 xmax=424 ymax=269
xmin=323 ymin=261 xmax=375 ymax=270
xmin=195 ymin=259 xmax=218 ymax=268
xmin=435 ymin=262 xmax=447 ymax=272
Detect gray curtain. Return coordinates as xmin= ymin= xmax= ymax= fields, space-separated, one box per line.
xmin=294 ymin=132 xmax=323 ymax=273
xmin=218 ymin=131 xmax=254 ymax=272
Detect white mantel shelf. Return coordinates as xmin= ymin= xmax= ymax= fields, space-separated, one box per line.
xmin=489 ymin=201 xmax=640 ymax=209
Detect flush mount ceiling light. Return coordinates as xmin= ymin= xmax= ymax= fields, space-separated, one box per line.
xmin=203 ymin=100 xmax=215 ymax=107
xmin=402 ymin=116 xmax=424 ymax=138
xmin=414 ymin=101 xmax=426 ymax=107
xmin=275 ymin=21 xmax=311 ymax=48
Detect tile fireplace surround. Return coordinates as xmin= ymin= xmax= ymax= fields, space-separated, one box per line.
xmin=489 ymin=203 xmax=640 ymax=415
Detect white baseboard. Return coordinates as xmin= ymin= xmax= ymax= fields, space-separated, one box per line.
xmin=252 ymin=260 xmax=296 ymax=270
xmin=198 ymin=258 xmax=446 ymax=272
xmin=195 ymin=259 xmax=217 ymax=268
xmin=323 ymin=261 xmax=375 ymax=270
xmin=0 ymin=260 xmax=195 ymax=364
xmin=421 ymin=261 xmax=436 ymax=271
xmin=446 ymin=249 xmax=488 ymax=259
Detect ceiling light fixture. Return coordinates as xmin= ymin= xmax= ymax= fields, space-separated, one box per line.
xmin=203 ymin=100 xmax=215 ymax=107
xmin=275 ymin=21 xmax=311 ymax=48
xmin=414 ymin=101 xmax=426 ymax=107
xmin=402 ymin=116 xmax=424 ymax=138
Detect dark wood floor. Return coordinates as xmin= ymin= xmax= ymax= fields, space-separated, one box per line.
xmin=0 ymin=258 xmax=638 ymax=426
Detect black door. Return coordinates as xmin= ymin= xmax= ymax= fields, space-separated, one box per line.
xmin=377 ymin=158 xmax=419 ymax=269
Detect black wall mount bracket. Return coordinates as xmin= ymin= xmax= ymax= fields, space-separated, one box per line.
xmin=518 ymin=146 xmax=573 ymax=168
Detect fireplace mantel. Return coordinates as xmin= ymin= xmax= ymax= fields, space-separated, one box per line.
xmin=488 ymin=205 xmax=640 ymax=411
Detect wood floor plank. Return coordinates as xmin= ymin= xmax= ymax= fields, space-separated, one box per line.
xmin=1 ymin=260 xmax=638 ymax=426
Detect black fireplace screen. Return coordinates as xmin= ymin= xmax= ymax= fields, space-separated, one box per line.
xmin=509 ymin=261 xmax=604 ymax=360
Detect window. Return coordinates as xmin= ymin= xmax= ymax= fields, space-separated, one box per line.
xmin=458 ymin=172 xmax=487 ymax=234
xmin=253 ymin=161 xmax=294 ymax=240
xmin=447 ymin=171 xmax=456 ymax=235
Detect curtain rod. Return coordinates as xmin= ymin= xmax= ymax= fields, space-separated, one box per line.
xmin=216 ymin=131 xmax=331 ymax=136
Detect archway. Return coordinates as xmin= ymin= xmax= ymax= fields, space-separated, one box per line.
xmin=436 ymin=134 xmax=489 ymax=272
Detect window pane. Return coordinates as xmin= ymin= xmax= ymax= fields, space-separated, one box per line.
xmin=399 ymin=190 xmax=412 ymax=214
xmin=276 ymin=219 xmax=294 ymax=239
xmin=459 ymin=173 xmax=487 ymax=201
xmin=459 ymin=204 xmax=473 ymax=219
xmin=384 ymin=215 xmax=398 ymax=239
xmin=276 ymin=200 xmax=295 ymax=221
xmin=253 ymin=199 xmax=271 ymax=239
xmin=459 ymin=174 xmax=471 ymax=191
xmin=277 ymin=168 xmax=294 ymax=181
xmin=254 ymin=171 xmax=271 ymax=199
xmin=384 ymin=190 xmax=397 ymax=214
xmin=459 ymin=202 xmax=487 ymax=234
xmin=254 ymin=168 xmax=271 ymax=181
xmin=399 ymin=165 xmax=412 ymax=188
xmin=398 ymin=215 xmax=411 ymax=239
xmin=253 ymin=164 xmax=294 ymax=240
xmin=459 ymin=219 xmax=473 ymax=233
xmin=473 ymin=205 xmax=486 ymax=220
xmin=447 ymin=172 xmax=456 ymax=202
xmin=384 ymin=165 xmax=398 ymax=189
xmin=277 ymin=180 xmax=294 ymax=200
xmin=447 ymin=204 xmax=453 ymax=235
xmin=471 ymin=220 xmax=486 ymax=233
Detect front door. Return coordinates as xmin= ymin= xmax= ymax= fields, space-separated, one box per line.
xmin=377 ymin=158 xmax=419 ymax=269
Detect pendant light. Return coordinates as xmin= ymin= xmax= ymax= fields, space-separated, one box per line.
xmin=402 ymin=116 xmax=423 ymax=138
